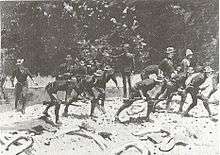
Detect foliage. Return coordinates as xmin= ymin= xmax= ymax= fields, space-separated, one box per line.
xmin=1 ymin=0 xmax=218 ymax=75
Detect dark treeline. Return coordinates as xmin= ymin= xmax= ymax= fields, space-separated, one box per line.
xmin=1 ymin=0 xmax=218 ymax=75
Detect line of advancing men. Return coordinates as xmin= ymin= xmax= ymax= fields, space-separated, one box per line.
xmin=9 ymin=47 xmax=218 ymax=124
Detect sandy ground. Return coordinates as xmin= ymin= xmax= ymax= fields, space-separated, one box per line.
xmin=0 ymin=75 xmax=219 ymax=155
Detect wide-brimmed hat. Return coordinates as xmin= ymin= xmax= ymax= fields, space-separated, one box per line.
xmin=204 ymin=66 xmax=214 ymax=73
xmin=165 ymin=47 xmax=176 ymax=54
xmin=187 ymin=67 xmax=194 ymax=74
xmin=16 ymin=59 xmax=24 ymax=65
xmin=65 ymin=54 xmax=73 ymax=61
xmin=94 ymin=69 xmax=104 ymax=77
xmin=186 ymin=49 xmax=193 ymax=57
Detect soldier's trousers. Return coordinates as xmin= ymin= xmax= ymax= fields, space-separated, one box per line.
xmin=14 ymin=82 xmax=28 ymax=111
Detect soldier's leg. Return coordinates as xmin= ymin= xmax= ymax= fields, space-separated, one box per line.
xmin=155 ymin=81 xmax=167 ymax=99
xmin=43 ymin=91 xmax=56 ymax=117
xmin=144 ymin=93 xmax=154 ymax=120
xmin=183 ymin=88 xmax=198 ymax=115
xmin=198 ymin=94 xmax=212 ymax=116
xmin=115 ymin=99 xmax=134 ymax=117
xmin=55 ymin=102 xmax=61 ymax=124
xmin=14 ymin=83 xmax=22 ymax=110
xmin=86 ymin=88 xmax=97 ymax=117
xmin=164 ymin=83 xmax=176 ymax=110
xmin=122 ymin=72 xmax=127 ymax=98
xmin=90 ymin=98 xmax=98 ymax=116
xmin=127 ymin=73 xmax=132 ymax=97
xmin=63 ymin=89 xmax=74 ymax=116
xmin=20 ymin=86 xmax=28 ymax=114
xmin=110 ymin=73 xmax=119 ymax=89
xmin=178 ymin=90 xmax=187 ymax=112
xmin=1 ymin=77 xmax=6 ymax=100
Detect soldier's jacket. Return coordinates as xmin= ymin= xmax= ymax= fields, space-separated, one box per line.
xmin=54 ymin=63 xmax=75 ymax=80
xmin=159 ymin=58 xmax=175 ymax=77
xmin=132 ymin=78 xmax=158 ymax=95
xmin=81 ymin=75 xmax=105 ymax=99
xmin=11 ymin=67 xmax=33 ymax=85
xmin=141 ymin=65 xmax=159 ymax=80
xmin=45 ymin=78 xmax=81 ymax=95
xmin=188 ymin=73 xmax=206 ymax=88
xmin=171 ymin=72 xmax=187 ymax=89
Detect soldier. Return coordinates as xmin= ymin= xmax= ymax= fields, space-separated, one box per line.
xmin=11 ymin=59 xmax=38 ymax=114
xmin=0 ymin=68 xmax=6 ymax=101
xmin=140 ymin=64 xmax=160 ymax=80
xmin=115 ymin=75 xmax=164 ymax=122
xmin=118 ymin=44 xmax=135 ymax=98
xmin=79 ymin=70 xmax=106 ymax=117
xmin=181 ymin=49 xmax=193 ymax=73
xmin=154 ymin=47 xmax=176 ymax=103
xmin=43 ymin=77 xmax=81 ymax=124
xmin=182 ymin=66 xmax=214 ymax=117
xmin=102 ymin=44 xmax=135 ymax=98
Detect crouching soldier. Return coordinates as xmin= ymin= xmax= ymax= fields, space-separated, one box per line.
xmin=115 ymin=75 xmax=164 ymax=122
xmin=182 ymin=66 xmax=214 ymax=117
xmin=43 ymin=78 xmax=81 ymax=124
xmin=78 ymin=70 xmax=106 ymax=118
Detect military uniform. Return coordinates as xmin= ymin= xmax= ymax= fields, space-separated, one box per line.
xmin=183 ymin=72 xmax=212 ymax=116
xmin=115 ymin=78 xmax=162 ymax=120
xmin=54 ymin=62 xmax=75 ymax=80
xmin=119 ymin=52 xmax=135 ymax=98
xmin=80 ymin=72 xmax=106 ymax=116
xmin=155 ymin=57 xmax=176 ymax=100
xmin=140 ymin=65 xmax=159 ymax=80
xmin=11 ymin=66 xmax=33 ymax=113
xmin=159 ymin=58 xmax=175 ymax=78
xmin=43 ymin=78 xmax=81 ymax=123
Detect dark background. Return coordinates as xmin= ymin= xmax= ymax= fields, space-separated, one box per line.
xmin=1 ymin=0 xmax=218 ymax=75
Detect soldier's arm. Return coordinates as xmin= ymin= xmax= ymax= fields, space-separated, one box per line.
xmin=10 ymin=69 xmax=16 ymax=87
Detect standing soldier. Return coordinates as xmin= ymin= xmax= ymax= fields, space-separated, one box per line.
xmin=10 ymin=59 xmax=38 ymax=114
xmin=103 ymin=45 xmax=135 ymax=98
xmin=155 ymin=47 xmax=176 ymax=102
xmin=119 ymin=44 xmax=135 ymax=98
xmin=181 ymin=49 xmax=193 ymax=73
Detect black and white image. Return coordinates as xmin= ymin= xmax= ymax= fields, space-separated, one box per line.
xmin=0 ymin=0 xmax=219 ymax=154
